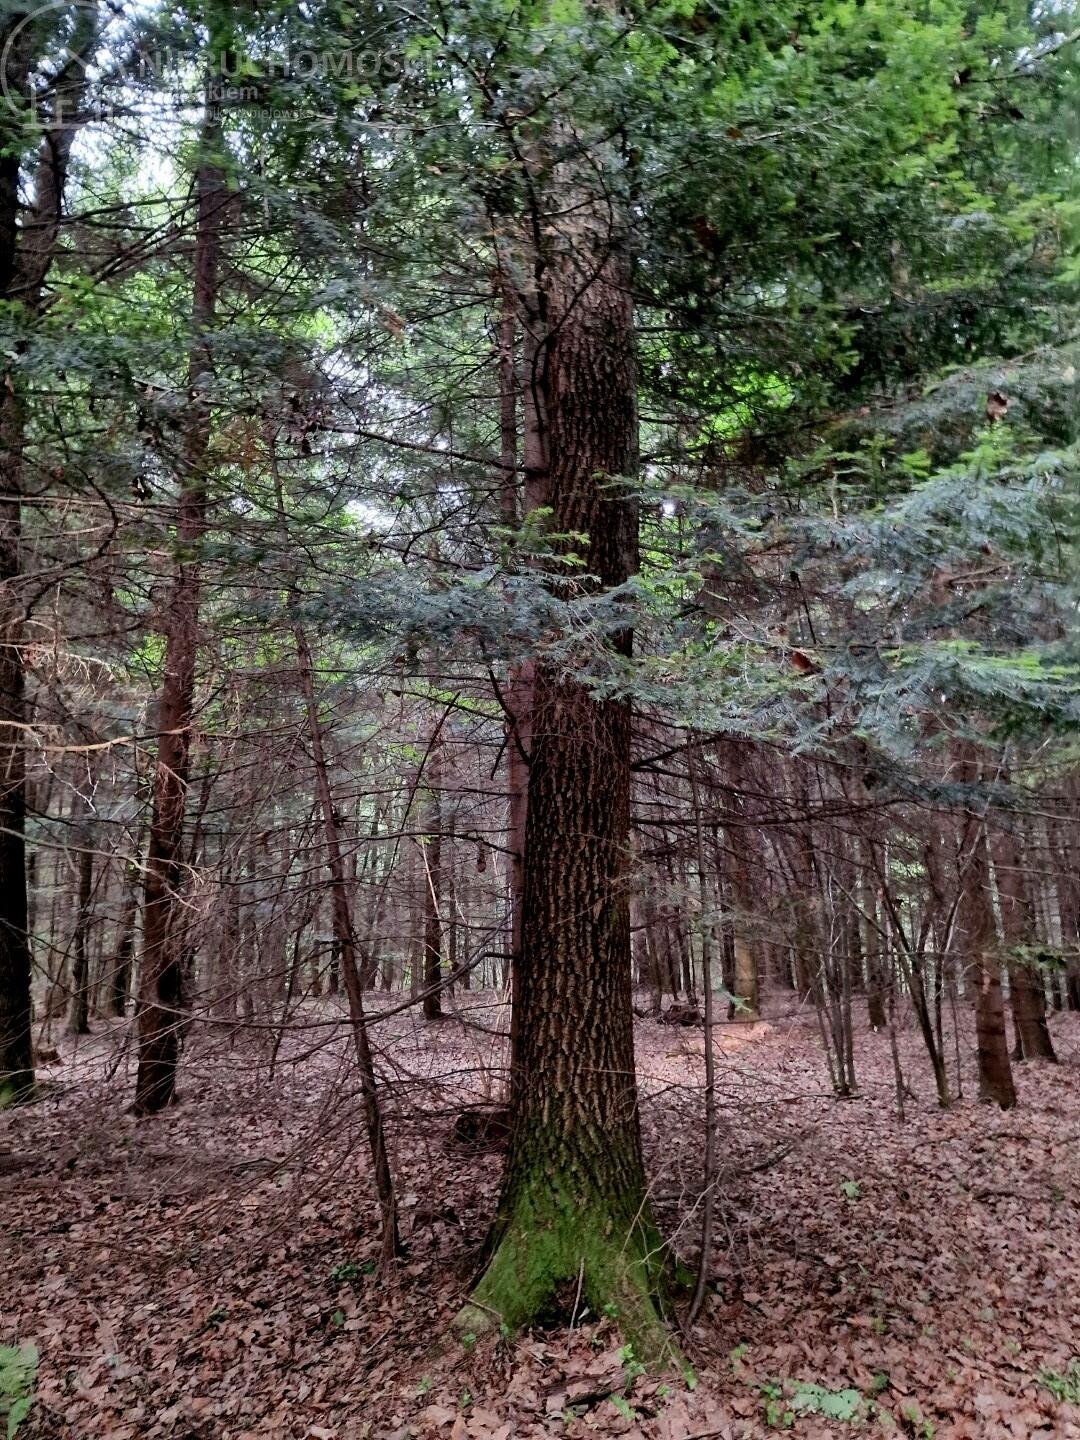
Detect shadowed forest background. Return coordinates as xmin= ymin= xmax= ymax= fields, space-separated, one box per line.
xmin=1 ymin=0 xmax=1080 ymax=1435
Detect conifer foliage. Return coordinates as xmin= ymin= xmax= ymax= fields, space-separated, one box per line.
xmin=1 ymin=0 xmax=1079 ymax=1426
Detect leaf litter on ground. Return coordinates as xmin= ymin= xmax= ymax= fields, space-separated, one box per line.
xmin=2 ymin=994 xmax=1079 ymax=1439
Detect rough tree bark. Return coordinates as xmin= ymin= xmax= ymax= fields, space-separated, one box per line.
xmin=497 ymin=287 xmax=532 ymax=980
xmin=464 ymin=220 xmax=678 ymax=1364
xmin=134 ymin=79 xmax=225 ymax=1114
xmin=0 ymin=22 xmax=92 ymax=1101
xmin=954 ymin=757 xmax=1016 ymax=1109
xmin=992 ymin=818 xmax=1056 ymax=1062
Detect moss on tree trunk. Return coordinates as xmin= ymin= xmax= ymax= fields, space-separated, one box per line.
xmin=465 ymin=1166 xmax=677 ymax=1368
xmin=464 ymin=675 xmax=683 ymax=1367
xmin=464 ymin=238 xmax=684 ymax=1371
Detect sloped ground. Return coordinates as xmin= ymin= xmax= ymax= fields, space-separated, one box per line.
xmin=2 ymin=994 xmax=1079 ymax=1439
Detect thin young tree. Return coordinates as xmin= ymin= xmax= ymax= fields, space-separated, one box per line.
xmin=135 ymin=74 xmax=226 ymax=1114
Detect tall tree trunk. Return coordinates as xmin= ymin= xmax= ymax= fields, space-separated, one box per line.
xmin=860 ymin=867 xmax=887 ymax=1031
xmin=687 ymin=744 xmax=718 ymax=1324
xmin=68 ymin=818 xmax=94 ymax=1035
xmin=214 ymin=869 xmax=239 ymax=1025
xmin=467 ymin=232 xmax=676 ymax=1362
xmin=111 ymin=858 xmax=140 ymax=1019
xmin=0 ymin=24 xmax=91 ymax=1101
xmin=422 ymin=733 xmax=444 ymax=1020
xmin=0 ymin=366 xmax=31 ymax=1099
xmin=992 ymin=820 xmax=1056 ymax=1062
xmin=134 ymin=79 xmax=224 ymax=1114
xmin=1051 ymin=827 xmax=1080 ymax=1010
xmin=723 ymin=750 xmax=760 ymax=1019
xmin=445 ymin=810 xmax=460 ymax=988
xmin=955 ymin=785 xmax=1016 ymax=1109
xmin=729 ymin=851 xmax=759 ymax=1021
xmin=498 ymin=287 xmax=532 ymax=979
xmin=357 ymin=806 xmax=383 ymax=990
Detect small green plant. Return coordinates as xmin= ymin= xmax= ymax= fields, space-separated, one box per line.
xmin=610 ymin=1394 xmax=637 ymax=1421
xmin=0 ymin=1343 xmax=38 ymax=1440
xmin=461 ymin=1331 xmax=477 ymax=1352
xmin=617 ymin=1343 xmax=646 ymax=1384
xmin=790 ymin=1381 xmax=863 ymax=1421
xmin=330 ymin=1309 xmax=345 ymax=1329
xmin=840 ymin=1179 xmax=861 ymax=1200
xmin=328 ymin=1258 xmax=375 ymax=1284
xmin=765 ymin=1400 xmax=794 ymax=1428
xmin=416 ymin=1375 xmax=432 ymax=1397
xmin=1039 ymin=1359 xmax=1080 ymax=1404
xmin=759 ymin=1377 xmax=867 ymax=1429
xmin=761 ymin=1381 xmax=794 ymax=1429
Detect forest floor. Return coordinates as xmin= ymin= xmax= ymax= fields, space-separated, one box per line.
xmin=3 ymin=992 xmax=1080 ymax=1440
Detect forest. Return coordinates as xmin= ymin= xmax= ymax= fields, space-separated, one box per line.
xmin=0 ymin=0 xmax=1079 ymax=1435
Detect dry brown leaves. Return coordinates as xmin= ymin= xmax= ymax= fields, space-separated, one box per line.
xmin=2 ymin=997 xmax=1079 ymax=1439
